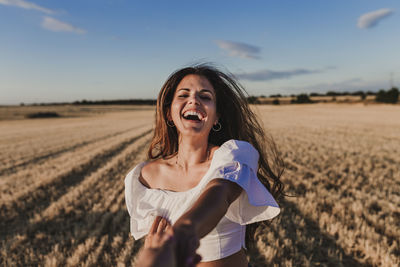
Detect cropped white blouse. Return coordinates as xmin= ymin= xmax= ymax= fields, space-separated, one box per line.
xmin=124 ymin=139 xmax=280 ymax=262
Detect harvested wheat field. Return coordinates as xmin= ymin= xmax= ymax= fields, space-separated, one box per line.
xmin=0 ymin=104 xmax=399 ymax=267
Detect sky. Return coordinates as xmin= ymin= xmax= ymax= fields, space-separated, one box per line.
xmin=1 ymin=0 xmax=399 ymax=105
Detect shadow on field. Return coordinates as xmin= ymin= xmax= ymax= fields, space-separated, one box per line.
xmin=0 ymin=129 xmax=151 ymax=240
xmin=3 ymin=197 xmax=370 ymax=266
xmin=250 ymin=198 xmax=369 ymax=267
xmin=2 ymin=199 xmax=369 ymax=266
xmin=0 ymin=125 xmax=146 ymax=177
xmin=1 ymin=209 xmax=142 ymax=266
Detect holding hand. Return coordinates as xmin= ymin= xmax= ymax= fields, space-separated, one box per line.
xmin=136 ymin=216 xmax=201 ymax=267
xmin=172 ymin=219 xmax=201 ymax=267
xmin=144 ymin=216 xmax=173 ymax=249
xmin=136 ymin=216 xmax=175 ymax=267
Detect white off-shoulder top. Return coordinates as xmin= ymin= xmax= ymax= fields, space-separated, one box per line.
xmin=124 ymin=139 xmax=280 ymax=262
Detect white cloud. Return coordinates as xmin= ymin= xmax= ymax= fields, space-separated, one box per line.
xmin=215 ymin=40 xmax=261 ymax=59
xmin=0 ymin=0 xmax=55 ymax=14
xmin=235 ymin=68 xmax=322 ymax=81
xmin=357 ymin=8 xmax=394 ymax=29
xmin=41 ymin=17 xmax=86 ymax=34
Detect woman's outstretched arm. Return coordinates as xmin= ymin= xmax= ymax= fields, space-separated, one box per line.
xmin=173 ymin=179 xmax=242 ymax=238
xmin=172 ymin=179 xmax=242 ymax=266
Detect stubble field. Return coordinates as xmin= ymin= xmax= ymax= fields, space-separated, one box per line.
xmin=0 ymin=104 xmax=399 ymax=266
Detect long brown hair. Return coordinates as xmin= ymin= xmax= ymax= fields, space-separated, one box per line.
xmin=148 ymin=64 xmax=285 ymax=249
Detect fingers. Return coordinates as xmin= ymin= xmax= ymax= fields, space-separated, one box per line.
xmin=150 ymin=216 xmax=171 ymax=235
xmin=137 ymin=230 xmax=177 ymax=267
xmin=146 ymin=216 xmax=172 ymax=248
xmin=157 ymin=216 xmax=171 ymax=234
xmin=160 ymin=227 xmax=175 ymax=247
xmin=164 ymin=226 xmax=174 ymax=240
xmin=149 ymin=216 xmax=163 ymax=234
xmin=145 ymin=217 xmax=200 ymax=267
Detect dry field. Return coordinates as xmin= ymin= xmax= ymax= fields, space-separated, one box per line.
xmin=0 ymin=104 xmax=154 ymax=121
xmin=0 ymin=104 xmax=399 ymax=266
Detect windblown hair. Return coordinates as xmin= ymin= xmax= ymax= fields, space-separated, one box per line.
xmin=147 ymin=64 xmax=285 ymax=249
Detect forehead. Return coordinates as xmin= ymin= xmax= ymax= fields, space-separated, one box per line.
xmin=176 ymin=74 xmax=215 ymax=94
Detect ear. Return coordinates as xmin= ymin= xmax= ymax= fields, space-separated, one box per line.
xmin=166 ymin=108 xmax=172 ymax=121
xmin=214 ymin=113 xmax=220 ymax=125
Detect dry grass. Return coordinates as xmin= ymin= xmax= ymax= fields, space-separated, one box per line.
xmin=0 ymin=104 xmax=154 ymax=121
xmin=0 ymin=104 xmax=399 ymax=266
xmin=249 ymin=103 xmax=400 ymax=267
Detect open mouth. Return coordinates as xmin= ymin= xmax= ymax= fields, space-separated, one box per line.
xmin=182 ymin=110 xmax=204 ymax=122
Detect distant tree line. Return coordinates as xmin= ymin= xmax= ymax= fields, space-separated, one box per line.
xmin=72 ymin=99 xmax=157 ymax=105
xmin=291 ymin=94 xmax=314 ymax=104
xmin=246 ymin=96 xmax=259 ymax=104
xmin=310 ymin=91 xmax=375 ymax=98
xmin=375 ymin=88 xmax=399 ymax=103
xmin=247 ymin=88 xmax=399 ymax=104
xmin=20 ymin=89 xmax=399 ymax=107
xmin=23 ymin=99 xmax=157 ymax=106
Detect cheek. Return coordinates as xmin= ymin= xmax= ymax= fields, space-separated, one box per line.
xmin=170 ymin=103 xmax=181 ymax=119
xmin=207 ymin=103 xmax=218 ymax=119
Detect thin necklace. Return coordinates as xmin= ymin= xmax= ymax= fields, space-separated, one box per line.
xmin=176 ymin=144 xmax=211 ymax=168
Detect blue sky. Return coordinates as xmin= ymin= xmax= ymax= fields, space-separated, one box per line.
xmin=1 ymin=0 xmax=399 ymax=104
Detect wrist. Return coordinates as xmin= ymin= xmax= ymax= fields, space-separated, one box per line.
xmin=173 ymin=217 xmax=193 ymax=227
xmin=173 ymin=218 xmax=197 ymax=234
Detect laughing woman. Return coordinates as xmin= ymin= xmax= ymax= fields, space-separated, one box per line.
xmin=125 ymin=64 xmax=284 ymax=267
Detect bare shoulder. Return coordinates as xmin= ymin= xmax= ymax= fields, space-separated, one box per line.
xmin=140 ymin=158 xmax=172 ymax=189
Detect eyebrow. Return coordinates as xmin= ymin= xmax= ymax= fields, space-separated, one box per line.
xmin=177 ymin=88 xmax=215 ymax=95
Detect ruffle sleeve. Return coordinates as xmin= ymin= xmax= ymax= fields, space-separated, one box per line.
xmin=208 ymin=140 xmax=280 ymax=225
xmin=124 ymin=162 xmax=161 ymax=240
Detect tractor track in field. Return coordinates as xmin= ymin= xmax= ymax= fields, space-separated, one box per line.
xmin=0 ymin=124 xmax=147 ymax=177
xmin=0 ymin=129 xmax=151 ymax=239
xmin=3 ymin=132 xmax=151 ymax=266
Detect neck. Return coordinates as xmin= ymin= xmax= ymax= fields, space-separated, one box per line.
xmin=176 ymin=136 xmax=210 ymax=171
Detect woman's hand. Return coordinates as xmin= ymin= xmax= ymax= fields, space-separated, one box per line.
xmin=139 ymin=216 xmax=201 ymax=267
xmin=144 ymin=216 xmax=172 ymax=249
xmin=172 ymin=218 xmax=201 ymax=267
xmin=137 ymin=216 xmax=176 ymax=267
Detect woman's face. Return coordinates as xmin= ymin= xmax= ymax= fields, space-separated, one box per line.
xmin=169 ymin=74 xmax=218 ymax=138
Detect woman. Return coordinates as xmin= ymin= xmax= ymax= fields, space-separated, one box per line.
xmin=125 ymin=64 xmax=285 ymax=266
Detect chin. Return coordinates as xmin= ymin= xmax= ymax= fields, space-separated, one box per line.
xmin=178 ymin=127 xmax=211 ymax=137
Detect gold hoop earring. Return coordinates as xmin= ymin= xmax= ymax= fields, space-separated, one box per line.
xmin=212 ymin=122 xmax=222 ymax=132
xmin=167 ymin=120 xmax=175 ymax=127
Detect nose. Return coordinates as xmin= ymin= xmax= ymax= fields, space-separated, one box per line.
xmin=188 ymin=94 xmax=200 ymax=105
